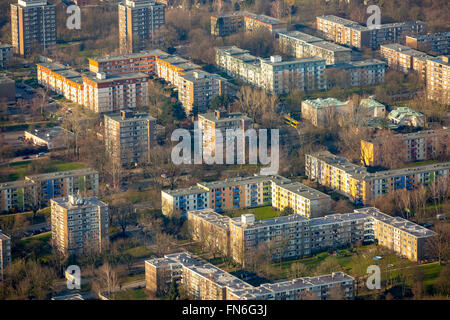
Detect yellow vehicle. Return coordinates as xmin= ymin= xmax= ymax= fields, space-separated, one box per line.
xmin=284 ymin=115 xmax=299 ymax=128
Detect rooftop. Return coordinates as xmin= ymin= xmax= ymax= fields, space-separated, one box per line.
xmin=162 ymin=186 xmax=208 ymax=197
xmin=197 ymin=175 xmax=289 ymax=190
xmin=388 ymin=107 xmax=425 ymax=120
xmin=104 ymin=111 xmax=156 ymax=123
xmin=381 ymin=43 xmax=429 ymax=57
xmin=83 ymin=72 xmax=149 ymax=83
xmin=25 ymin=168 xmax=98 ymax=181
xmin=25 ymin=126 xmax=71 ymax=141
xmin=89 ymin=49 xmax=167 ymax=63
xmin=302 ymin=98 xmax=348 ymax=109
xmin=198 ymin=112 xmax=251 ymax=123
xmin=274 ymin=181 xmax=330 ymax=200
xmin=356 ymin=207 xmax=437 ymax=238
xmin=51 ymin=195 xmax=107 ymax=210
xmin=309 ymin=212 xmax=369 ymax=227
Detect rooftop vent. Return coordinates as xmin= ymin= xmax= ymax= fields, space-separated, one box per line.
xmin=270 ymin=55 xmax=282 ymax=63
xmin=241 ymin=214 xmax=255 ymax=226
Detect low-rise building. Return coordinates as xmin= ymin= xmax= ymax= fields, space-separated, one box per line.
xmin=0 ymin=230 xmax=11 ymax=281
xmin=358 ymin=98 xmax=386 ymax=119
xmin=24 ymin=126 xmax=72 ymax=150
xmin=104 ymin=109 xmax=157 ymax=166
xmin=388 ymin=107 xmax=426 ymax=128
xmin=301 ymin=98 xmax=350 ymax=127
xmin=51 ymin=194 xmax=109 ymax=256
xmin=146 ymin=252 xmax=354 ymax=300
xmin=278 ymin=31 xmax=352 ymax=65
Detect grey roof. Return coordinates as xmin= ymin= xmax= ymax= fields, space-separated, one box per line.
xmin=356 ymin=207 xmax=437 ymax=238
xmin=89 ymin=49 xmax=168 ymax=62
xmin=51 ymin=196 xmax=107 ymax=210
xmin=104 ymin=111 xmax=156 ymax=123
xmin=25 ymin=168 xmax=98 ymax=181
xmin=309 ymin=212 xmax=369 ymax=227
xmin=162 ymin=186 xmax=208 ymax=197
xmin=25 ymin=126 xmax=71 ymax=141
xmin=197 ymin=174 xmax=287 ymax=189
xmin=83 ymin=72 xmax=149 ymax=83
xmin=198 ymin=112 xmax=251 ymax=123
xmin=274 ymin=181 xmax=330 ymax=200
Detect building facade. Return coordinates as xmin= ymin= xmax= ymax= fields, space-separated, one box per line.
xmin=316 ymin=15 xmax=425 ymax=49
xmin=426 ymin=55 xmax=450 ymax=105
xmin=51 ymin=194 xmax=109 ymax=256
xmin=0 ymin=230 xmax=11 ymax=281
xmin=146 ymin=252 xmax=354 ymax=300
xmin=10 ymin=0 xmax=56 ymax=56
xmin=330 ymin=59 xmax=387 ymax=87
xmin=216 ymin=46 xmax=327 ymax=94
xmin=211 ymin=11 xmax=287 ymax=37
xmin=380 ymin=43 xmax=431 ymax=79
xmin=198 ymin=109 xmax=251 ymax=158
xmin=361 ymin=129 xmax=450 ymax=166
xmin=118 ymin=0 xmax=165 ymax=54
xmin=405 ymin=32 xmax=450 ymax=55
xmin=278 ymin=31 xmax=352 ymax=65
xmin=161 ymin=175 xmax=291 ymax=216
xmin=104 ymin=109 xmax=157 ymax=166
xmin=301 ymin=98 xmax=350 ymax=127
xmin=37 ymin=62 xmax=150 ymax=113
xmin=0 ymin=43 xmax=13 ymax=68
xmin=305 ymin=150 xmax=450 ymax=205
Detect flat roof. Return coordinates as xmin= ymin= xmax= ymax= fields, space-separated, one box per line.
xmin=356 ymin=207 xmax=436 ymax=238
xmin=25 ymin=126 xmax=71 ymax=141
xmin=198 ymin=112 xmax=251 ymax=123
xmin=274 ymin=181 xmax=330 ymax=200
xmin=51 ymin=196 xmax=107 ymax=210
xmin=25 ymin=168 xmax=97 ymax=181
xmin=104 ymin=111 xmax=156 ymax=123
xmin=83 ymin=72 xmax=149 ymax=83
xmin=381 ymin=43 xmax=430 ymax=57
xmin=89 ymin=49 xmax=168 ymax=63
xmin=309 ymin=212 xmax=369 ymax=227
xmin=302 ymin=98 xmax=348 ymax=109
xmin=198 ymin=174 xmax=287 ymax=190
xmin=162 ymin=186 xmax=208 ymax=197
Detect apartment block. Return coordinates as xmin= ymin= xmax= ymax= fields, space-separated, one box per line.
xmin=51 ymin=194 xmax=108 ymax=256
xmin=82 ymin=72 xmax=149 ymax=113
xmin=104 ymin=109 xmax=157 ymax=166
xmin=301 ymin=98 xmax=350 ymax=127
xmin=161 ymin=175 xmax=290 ymax=216
xmin=271 ymin=180 xmax=332 ymax=218
xmin=88 ymin=49 xmax=167 ymax=76
xmin=25 ymin=168 xmax=99 ymax=205
xmin=10 ymin=0 xmax=56 ymax=56
xmin=146 ymin=252 xmax=354 ymax=300
xmin=406 ymin=32 xmax=450 ymax=55
xmin=188 ymin=207 xmax=435 ymax=264
xmin=361 ymin=129 xmax=450 ymax=166
xmin=388 ymin=107 xmax=426 ymax=128
xmin=316 ymin=15 xmax=425 ymax=49
xmin=330 ymin=59 xmax=387 ymax=87
xmin=0 ymin=168 xmax=99 ymax=213
xmin=0 ymin=230 xmax=11 ymax=281
xmin=380 ymin=43 xmax=431 ymax=79
xmin=198 ymin=109 xmax=251 ymax=158
xmin=358 ymin=207 xmax=436 ymax=261
xmin=178 ymin=70 xmax=228 ymax=115
xmin=37 ymin=62 xmax=150 ymax=113
xmin=426 ymin=55 xmax=450 ymax=105
xmin=278 ymin=31 xmax=352 ymax=65
xmin=211 ymin=11 xmax=287 ymax=37
xmin=118 ymin=0 xmax=165 ymax=54
xmin=216 ymin=46 xmax=327 ymax=94
xmin=0 ymin=43 xmax=13 ymax=68
xmin=306 ymin=150 xmax=450 ymax=204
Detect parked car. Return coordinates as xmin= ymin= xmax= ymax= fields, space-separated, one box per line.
xmin=22 ymin=155 xmax=30 ymax=159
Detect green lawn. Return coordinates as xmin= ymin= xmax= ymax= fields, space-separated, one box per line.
xmin=112 ymin=288 xmax=147 ymax=300
xmin=0 ymin=207 xmax=50 ymax=225
xmin=0 ymin=159 xmax=87 ymax=182
xmin=404 ymin=160 xmax=439 ymax=167
xmin=225 ymin=206 xmax=279 ymax=220
xmin=419 ymin=263 xmax=443 ymax=287
xmin=13 ymin=232 xmax=52 ymax=262
xmin=125 ymin=246 xmax=153 ymax=259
